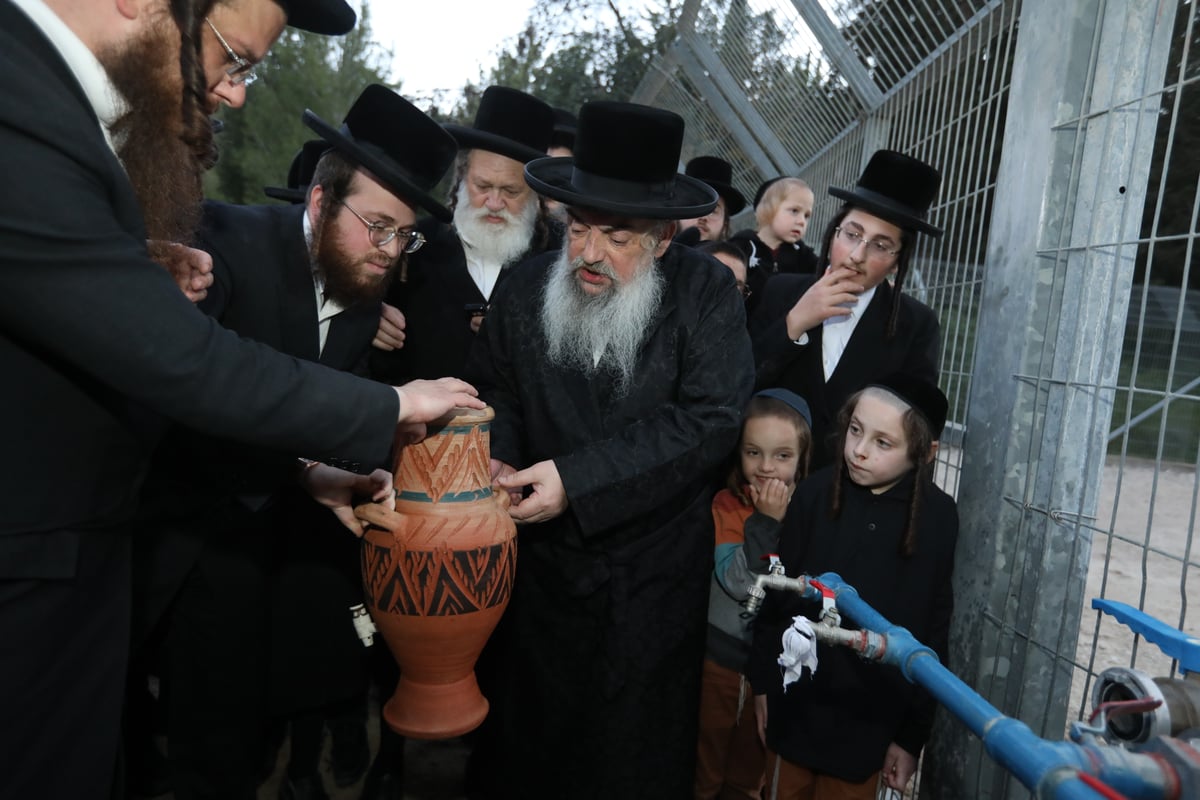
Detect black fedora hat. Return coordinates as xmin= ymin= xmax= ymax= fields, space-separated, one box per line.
xmin=264 ymin=139 xmax=329 ymax=203
xmin=303 ymin=85 xmax=458 ymax=222
xmin=550 ymin=107 xmax=577 ymax=151
xmin=685 ymin=156 xmax=746 ymax=216
xmin=274 ymin=0 xmax=356 ymax=35
xmin=868 ymin=372 xmax=949 ymax=438
xmin=443 ymin=86 xmax=554 ymax=164
xmin=829 ymin=150 xmax=943 ymax=236
xmin=525 ymin=101 xmax=718 ymax=220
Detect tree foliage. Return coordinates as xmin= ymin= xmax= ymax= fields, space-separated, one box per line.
xmin=449 ymin=0 xmax=684 ymax=123
xmin=204 ymin=3 xmax=394 ymax=204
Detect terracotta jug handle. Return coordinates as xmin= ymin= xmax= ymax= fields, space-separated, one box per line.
xmin=354 ymin=500 xmax=407 ymax=534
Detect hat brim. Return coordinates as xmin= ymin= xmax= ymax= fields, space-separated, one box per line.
xmin=280 ymin=0 xmax=357 ymax=35
xmin=444 ymin=125 xmax=546 ymax=164
xmin=525 ymin=157 xmax=718 ymax=220
xmin=829 ymin=186 xmax=942 ymax=237
xmin=704 ymin=180 xmax=746 ymax=216
xmin=303 ymin=110 xmax=452 ymax=223
xmin=264 ymin=186 xmax=306 ymax=203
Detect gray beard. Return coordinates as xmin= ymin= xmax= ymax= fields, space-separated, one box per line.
xmin=453 ymin=181 xmax=538 ymax=268
xmin=541 ymin=247 xmax=665 ymax=396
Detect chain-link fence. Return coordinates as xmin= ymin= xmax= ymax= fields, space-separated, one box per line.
xmin=635 ymin=1 xmax=1200 ymax=796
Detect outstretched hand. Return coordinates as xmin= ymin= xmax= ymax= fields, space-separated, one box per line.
xmin=494 ymin=459 xmax=567 ymax=524
xmin=394 ymin=377 xmax=485 ymax=423
xmin=298 ymin=464 xmax=394 ymax=537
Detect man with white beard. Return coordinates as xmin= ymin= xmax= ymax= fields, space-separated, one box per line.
xmin=464 ymin=101 xmax=755 ymax=800
xmin=370 ymin=86 xmax=557 ymax=384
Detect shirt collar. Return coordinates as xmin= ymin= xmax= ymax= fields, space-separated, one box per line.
xmin=11 ymin=0 xmax=128 ymax=154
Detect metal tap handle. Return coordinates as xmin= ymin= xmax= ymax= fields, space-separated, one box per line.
xmin=1092 ymin=598 xmax=1200 ymax=674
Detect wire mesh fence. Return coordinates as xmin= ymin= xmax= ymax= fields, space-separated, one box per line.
xmin=636 ymin=0 xmax=1199 ymax=796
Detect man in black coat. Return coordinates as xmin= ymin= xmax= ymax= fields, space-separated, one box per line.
xmin=751 ymin=151 xmax=944 ymax=465
xmin=465 ymin=101 xmax=754 ymax=799
xmin=0 ymin=4 xmax=479 ymax=797
xmin=135 ymin=86 xmax=459 ymax=800
xmin=370 ymin=86 xmax=558 ymax=384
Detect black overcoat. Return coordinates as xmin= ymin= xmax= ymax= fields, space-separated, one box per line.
xmin=728 ymin=229 xmax=819 ymax=315
xmin=370 ymin=217 xmax=557 ymax=383
xmin=747 ymin=467 xmax=958 ymax=782
xmin=464 ymin=243 xmax=754 ymax=799
xmin=0 ymin=6 xmax=394 ymax=795
xmin=751 ymin=274 xmax=940 ymax=465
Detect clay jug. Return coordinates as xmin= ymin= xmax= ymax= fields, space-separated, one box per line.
xmin=356 ymin=406 xmax=516 ymax=739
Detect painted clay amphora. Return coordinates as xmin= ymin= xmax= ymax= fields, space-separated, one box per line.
xmin=355 ymin=406 xmax=516 ymax=739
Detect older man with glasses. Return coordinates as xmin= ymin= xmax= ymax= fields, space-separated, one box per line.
xmin=127 ymin=85 xmax=459 ymax=800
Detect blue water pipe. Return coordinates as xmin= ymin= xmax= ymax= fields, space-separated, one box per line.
xmin=804 ymin=572 xmax=1187 ymax=800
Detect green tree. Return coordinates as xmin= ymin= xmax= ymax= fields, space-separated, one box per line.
xmin=450 ymin=0 xmax=683 ymax=122
xmin=204 ymin=3 xmax=394 ymax=204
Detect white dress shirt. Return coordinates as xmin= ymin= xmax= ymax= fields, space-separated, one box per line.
xmin=303 ymin=211 xmax=347 ymax=354
xmin=460 ymin=232 xmax=504 ymax=300
xmin=821 ymin=284 xmax=877 ymax=381
xmin=11 ymin=0 xmax=128 ymax=155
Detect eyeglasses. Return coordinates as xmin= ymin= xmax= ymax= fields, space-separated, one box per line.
xmin=205 ymin=18 xmax=258 ymax=86
xmin=835 ymin=226 xmax=900 ymax=259
xmin=340 ymin=201 xmax=426 ymax=253
xmin=735 ymin=281 xmax=752 ymax=299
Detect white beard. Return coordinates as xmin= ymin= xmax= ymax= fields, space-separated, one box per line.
xmin=453 ymin=180 xmax=538 ymax=268
xmin=541 ymin=247 xmax=665 ymax=396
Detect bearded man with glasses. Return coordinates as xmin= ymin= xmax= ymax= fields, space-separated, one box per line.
xmin=128 ymin=85 xmax=459 ymax=800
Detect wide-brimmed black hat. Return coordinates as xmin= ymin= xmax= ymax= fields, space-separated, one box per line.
xmin=274 ymin=0 xmax=356 ymax=35
xmin=550 ymin=107 xmax=577 ymax=151
xmin=685 ymin=156 xmax=746 ymax=216
xmin=868 ymin=372 xmax=948 ymax=438
xmin=830 ymin=150 xmax=943 ymax=236
xmin=303 ymin=85 xmax=458 ymax=222
xmin=264 ymin=139 xmax=329 ymax=203
xmin=525 ymin=101 xmax=718 ymax=220
xmin=443 ymin=86 xmax=554 ymax=164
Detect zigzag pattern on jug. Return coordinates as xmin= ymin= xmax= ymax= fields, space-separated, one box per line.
xmin=397 ymin=425 xmax=490 ymax=502
xmin=362 ymin=538 xmax=516 ymax=616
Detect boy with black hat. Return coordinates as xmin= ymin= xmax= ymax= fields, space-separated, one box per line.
xmin=370 ymin=85 xmax=558 ymax=385
xmin=465 ymin=100 xmax=755 ymax=799
xmin=750 ymin=150 xmax=944 ymax=466
xmin=131 ymin=84 xmax=461 ymax=800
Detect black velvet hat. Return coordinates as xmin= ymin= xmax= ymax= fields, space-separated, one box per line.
xmin=829 ymin=150 xmax=943 ymax=237
xmin=685 ymin=156 xmax=746 ymax=215
xmin=274 ymin=0 xmax=356 ymax=35
xmin=868 ymin=372 xmax=949 ymax=438
xmin=264 ymin=139 xmax=329 ymax=203
xmin=303 ymin=85 xmax=458 ymax=222
xmin=524 ymin=101 xmax=718 ymax=219
xmin=550 ymin=107 xmax=578 ymax=151
xmin=443 ymin=87 xmax=554 ymax=164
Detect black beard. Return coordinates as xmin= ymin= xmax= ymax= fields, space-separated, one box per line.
xmin=99 ymin=15 xmax=203 ymax=246
xmin=312 ymin=212 xmax=398 ymax=307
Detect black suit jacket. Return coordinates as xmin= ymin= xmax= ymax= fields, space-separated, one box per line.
xmin=0 ymin=3 xmax=397 ymax=578
xmin=751 ymin=274 xmax=940 ymax=464
xmin=370 ymin=217 xmax=557 ymax=383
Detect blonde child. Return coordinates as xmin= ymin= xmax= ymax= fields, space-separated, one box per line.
xmin=748 ymin=373 xmax=958 ymax=800
xmin=696 ymin=388 xmax=813 ymax=800
xmin=729 ymin=177 xmax=819 ymax=310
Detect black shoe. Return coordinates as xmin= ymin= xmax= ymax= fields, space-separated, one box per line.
xmin=279 ymin=775 xmax=331 ymax=800
xmin=359 ymin=766 xmax=403 ymax=800
xmin=329 ymin=717 xmax=370 ymax=787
